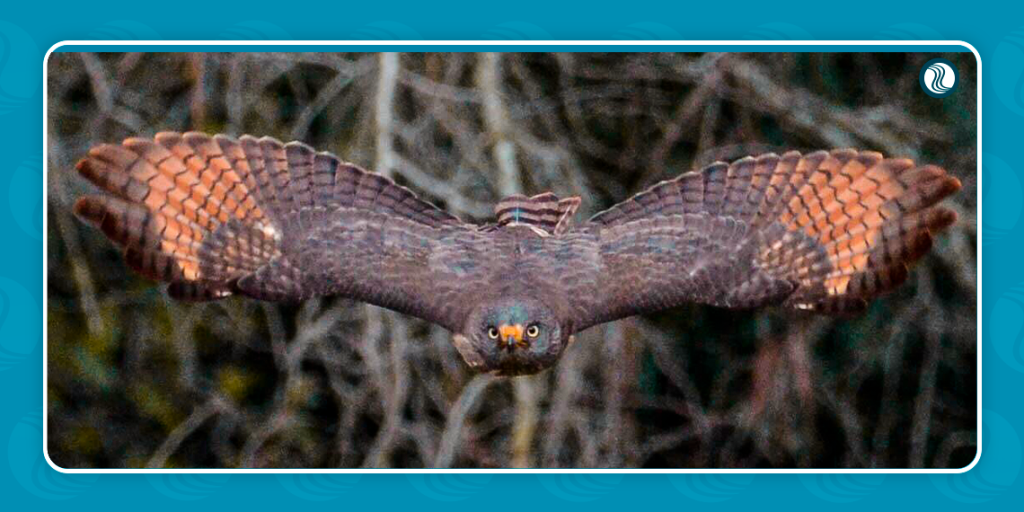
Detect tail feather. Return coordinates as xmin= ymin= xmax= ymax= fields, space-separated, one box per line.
xmin=494 ymin=192 xmax=581 ymax=235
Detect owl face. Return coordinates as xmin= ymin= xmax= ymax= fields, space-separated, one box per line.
xmin=453 ymin=296 xmax=570 ymax=376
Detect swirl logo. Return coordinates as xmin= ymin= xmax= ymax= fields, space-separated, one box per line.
xmin=277 ymin=474 xmax=362 ymax=501
xmin=931 ymin=409 xmax=1019 ymax=502
xmin=0 ymin=276 xmax=40 ymax=371
xmin=146 ymin=474 xmax=231 ymax=501
xmin=667 ymin=474 xmax=754 ymax=502
xmin=798 ymin=474 xmax=886 ymax=503
xmin=536 ymin=474 xmax=623 ymax=502
xmin=9 ymin=413 xmax=99 ymax=499
xmin=919 ymin=58 xmax=958 ymax=98
xmin=407 ymin=474 xmax=492 ymax=502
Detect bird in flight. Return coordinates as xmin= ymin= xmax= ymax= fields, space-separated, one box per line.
xmin=73 ymin=132 xmax=961 ymax=376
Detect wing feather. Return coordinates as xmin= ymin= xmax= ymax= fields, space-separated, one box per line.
xmin=74 ymin=131 xmax=477 ymax=328
xmin=573 ymin=149 xmax=960 ymax=329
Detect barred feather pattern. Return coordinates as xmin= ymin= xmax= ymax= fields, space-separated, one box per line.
xmin=587 ymin=149 xmax=961 ymax=317
xmin=493 ymin=192 xmax=581 ymax=235
xmin=74 ymin=131 xmax=461 ymax=301
xmin=74 ymin=134 xmax=961 ymax=335
xmin=72 ymin=133 xmax=964 ymax=377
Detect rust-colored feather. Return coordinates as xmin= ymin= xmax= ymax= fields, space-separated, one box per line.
xmin=74 ymin=132 xmax=962 ymax=330
xmin=74 ymin=132 xmax=292 ymax=300
xmin=74 ymin=131 xmax=466 ymax=304
xmin=586 ymin=149 xmax=960 ymax=319
xmin=765 ymin=150 xmax=961 ymax=310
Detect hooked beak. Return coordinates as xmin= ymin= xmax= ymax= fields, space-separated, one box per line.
xmin=499 ymin=324 xmax=524 ymax=349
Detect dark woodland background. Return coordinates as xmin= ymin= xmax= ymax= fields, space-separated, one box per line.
xmin=45 ymin=52 xmax=977 ymax=469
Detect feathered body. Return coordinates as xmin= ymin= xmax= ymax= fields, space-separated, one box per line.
xmin=74 ymin=132 xmax=961 ymax=375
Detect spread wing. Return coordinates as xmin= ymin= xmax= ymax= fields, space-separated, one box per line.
xmin=570 ymin=150 xmax=961 ymax=331
xmin=73 ymin=131 xmax=488 ymax=331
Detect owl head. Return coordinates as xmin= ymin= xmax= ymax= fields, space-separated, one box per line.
xmin=453 ymin=296 xmax=572 ymax=376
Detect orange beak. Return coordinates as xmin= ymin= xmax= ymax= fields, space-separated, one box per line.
xmin=499 ymin=324 xmax=524 ymax=348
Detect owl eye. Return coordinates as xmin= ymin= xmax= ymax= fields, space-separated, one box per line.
xmin=487 ymin=327 xmax=500 ymax=339
xmin=526 ymin=324 xmax=540 ymax=337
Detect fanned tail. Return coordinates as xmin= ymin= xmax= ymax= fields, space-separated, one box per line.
xmin=494 ymin=192 xmax=581 ymax=235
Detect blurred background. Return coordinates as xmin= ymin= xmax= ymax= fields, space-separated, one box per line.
xmin=46 ymin=51 xmax=977 ymax=469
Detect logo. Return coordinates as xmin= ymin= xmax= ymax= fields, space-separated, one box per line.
xmin=920 ymin=58 xmax=959 ymax=98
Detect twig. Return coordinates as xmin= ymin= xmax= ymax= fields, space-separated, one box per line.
xmin=147 ymin=398 xmax=225 ymax=468
xmin=477 ymin=52 xmax=522 ymax=196
xmin=433 ymin=374 xmax=496 ymax=468
xmin=910 ymin=311 xmax=943 ymax=467
xmin=374 ymin=52 xmax=400 ymax=179
xmin=290 ymin=71 xmax=355 ymax=141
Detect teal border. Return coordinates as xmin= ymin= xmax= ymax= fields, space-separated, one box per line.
xmin=2 ymin=1 xmax=1016 ymax=508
